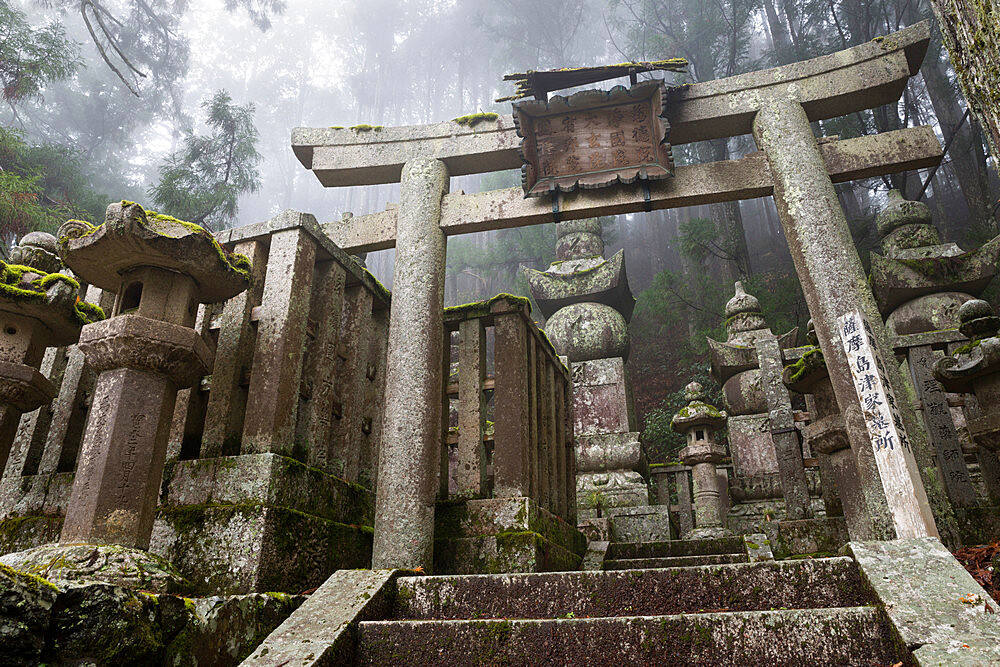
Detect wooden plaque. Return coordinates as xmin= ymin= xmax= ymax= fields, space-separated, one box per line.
xmin=512 ymin=81 xmax=673 ymax=198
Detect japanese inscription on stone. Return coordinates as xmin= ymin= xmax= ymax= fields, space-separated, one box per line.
xmin=840 ymin=311 xmax=911 ymax=456
xmin=513 ymin=80 xmax=673 ymax=197
xmin=840 ymin=309 xmax=938 ymax=537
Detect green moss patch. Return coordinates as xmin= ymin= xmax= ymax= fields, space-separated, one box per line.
xmin=0 ymin=261 xmax=105 ymax=324
xmin=452 ymin=112 xmax=499 ymax=127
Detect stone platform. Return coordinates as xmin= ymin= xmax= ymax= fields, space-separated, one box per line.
xmin=434 ymin=497 xmax=586 ymax=575
xmin=151 ymin=452 xmax=374 ymax=594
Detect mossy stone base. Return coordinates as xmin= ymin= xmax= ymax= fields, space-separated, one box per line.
xmin=151 ymin=503 xmax=372 ymax=595
xmin=760 ymin=517 xmax=849 ymax=559
xmin=0 ymin=514 xmax=62 ymax=554
xmin=0 ymin=471 xmax=75 ymax=555
xmin=953 ymin=505 xmax=1000 ymax=545
xmin=0 ymin=561 xmax=303 ymax=666
xmin=434 ymin=497 xmax=586 ymax=574
xmin=0 ymin=543 xmax=190 ymax=594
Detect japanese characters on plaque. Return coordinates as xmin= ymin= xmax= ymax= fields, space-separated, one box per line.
xmin=839 ymin=310 xmax=912 ymax=455
xmin=513 ymin=81 xmax=673 ymax=198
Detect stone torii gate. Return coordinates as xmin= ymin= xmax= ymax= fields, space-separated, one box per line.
xmin=294 ymin=21 xmax=943 ymax=571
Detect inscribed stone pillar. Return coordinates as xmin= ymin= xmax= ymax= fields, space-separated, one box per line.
xmin=753 ymin=95 xmax=938 ymax=540
xmin=0 ymin=232 xmax=104 ymax=477
xmin=57 ymin=203 xmax=250 ymax=550
xmin=372 ymin=157 xmax=448 ymax=572
xmin=672 ymin=382 xmax=730 ymax=538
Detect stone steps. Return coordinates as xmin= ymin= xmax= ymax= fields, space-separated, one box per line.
xmin=603 ymin=552 xmax=747 ymax=569
xmin=357 ymin=607 xmax=905 ymax=666
xmin=605 ymin=536 xmax=746 ymax=560
xmin=392 ymin=557 xmax=874 ymax=620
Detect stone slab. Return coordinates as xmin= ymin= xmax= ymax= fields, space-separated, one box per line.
xmin=159 ymin=453 xmax=375 ymax=526
xmin=357 ymin=607 xmax=905 ymax=666
xmin=240 ymin=568 xmax=402 ymax=666
xmin=848 ymin=537 xmax=1000 ymax=665
xmin=392 ymin=557 xmax=872 ymax=620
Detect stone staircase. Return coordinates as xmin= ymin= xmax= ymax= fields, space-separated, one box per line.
xmin=354 ymin=556 xmax=910 ymax=665
xmin=601 ymin=535 xmax=749 ymax=569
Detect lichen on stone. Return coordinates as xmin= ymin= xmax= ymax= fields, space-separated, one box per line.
xmin=0 ymin=260 xmax=105 ymax=325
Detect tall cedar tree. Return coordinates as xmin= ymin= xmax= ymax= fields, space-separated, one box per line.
xmin=150 ymin=91 xmax=262 ymax=230
xmin=0 ymin=1 xmax=80 ymax=114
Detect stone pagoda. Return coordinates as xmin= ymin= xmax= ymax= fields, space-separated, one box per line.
xmin=523 ymin=219 xmax=654 ymax=534
xmin=671 ymin=382 xmax=730 ymax=538
xmin=707 ymin=282 xmax=813 ymax=528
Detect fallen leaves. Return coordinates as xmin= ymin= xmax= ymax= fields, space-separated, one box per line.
xmin=953 ymin=540 xmax=1000 ymax=605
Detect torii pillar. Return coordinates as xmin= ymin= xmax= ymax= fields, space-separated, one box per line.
xmin=754 ymin=96 xmax=938 ymax=539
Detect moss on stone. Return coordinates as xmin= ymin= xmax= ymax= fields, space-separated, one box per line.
xmin=362 ymin=267 xmax=392 ymax=305
xmin=0 ymin=561 xmax=59 ymax=593
xmin=350 ymin=124 xmax=383 ymax=132
xmin=954 ymin=338 xmax=982 ymax=356
xmin=784 ymin=346 xmax=824 ymax=383
xmin=452 ymin=112 xmax=499 ymax=127
xmin=0 ymin=260 xmax=105 ymax=324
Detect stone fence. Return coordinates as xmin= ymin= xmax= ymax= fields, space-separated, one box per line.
xmin=435 ymin=295 xmax=585 ymax=573
xmin=0 ymin=211 xmax=392 ymax=594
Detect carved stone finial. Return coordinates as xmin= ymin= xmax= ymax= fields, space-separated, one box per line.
xmin=958 ymin=299 xmax=1000 ymax=340
xmin=724 ymin=281 xmax=767 ymax=339
xmin=684 ymin=381 xmax=704 ymax=403
xmin=10 ymin=231 xmax=63 ymax=274
xmin=555 ymin=218 xmax=604 ymax=261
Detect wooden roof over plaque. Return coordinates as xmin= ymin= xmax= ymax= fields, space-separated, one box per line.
xmin=513 ymin=80 xmax=674 ymax=198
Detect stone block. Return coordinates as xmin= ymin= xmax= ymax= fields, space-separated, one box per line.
xmin=607 ymin=504 xmax=673 ymax=542
xmin=762 ymin=516 xmax=849 ymax=558
xmin=434 ymin=497 xmax=585 ymax=574
xmin=576 ymin=470 xmax=650 ymax=518
xmin=152 ymin=504 xmax=372 ymax=595
xmin=151 ymin=453 xmax=376 ymax=594
xmin=575 ymin=432 xmax=642 ymax=473
xmin=571 ymin=357 xmax=633 ymax=436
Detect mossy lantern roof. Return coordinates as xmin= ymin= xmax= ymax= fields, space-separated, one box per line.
xmin=58 ymin=202 xmax=252 ymax=304
xmin=0 ymin=262 xmax=105 ymax=345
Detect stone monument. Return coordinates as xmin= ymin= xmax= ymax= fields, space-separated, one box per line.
xmin=0 ymin=232 xmax=104 ymax=476
xmin=3 ymin=202 xmax=251 ymax=589
xmin=523 ymin=219 xmax=656 ymax=536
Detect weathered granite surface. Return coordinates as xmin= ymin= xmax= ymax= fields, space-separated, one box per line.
xmin=849 ymin=538 xmax=1000 ymax=666
xmin=0 ymin=562 xmax=302 ymax=666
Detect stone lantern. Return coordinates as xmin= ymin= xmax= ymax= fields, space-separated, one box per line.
xmin=672 ymin=382 xmax=730 ymax=538
xmin=54 ymin=201 xmax=252 ymax=552
xmin=0 ymin=232 xmax=104 ymax=475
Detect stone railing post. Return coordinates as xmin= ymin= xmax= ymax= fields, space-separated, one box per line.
xmin=753 ymin=95 xmax=938 ymax=540
xmin=672 ymin=382 xmax=730 ymax=538
xmin=372 ymin=157 xmax=448 ymax=572
xmin=57 ymin=203 xmax=251 ymax=551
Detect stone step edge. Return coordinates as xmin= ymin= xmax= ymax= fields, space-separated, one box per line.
xmin=362 ymin=604 xmax=885 ymax=627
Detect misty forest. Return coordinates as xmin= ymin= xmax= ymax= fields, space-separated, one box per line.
xmin=1 ymin=0 xmax=995 ymax=466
